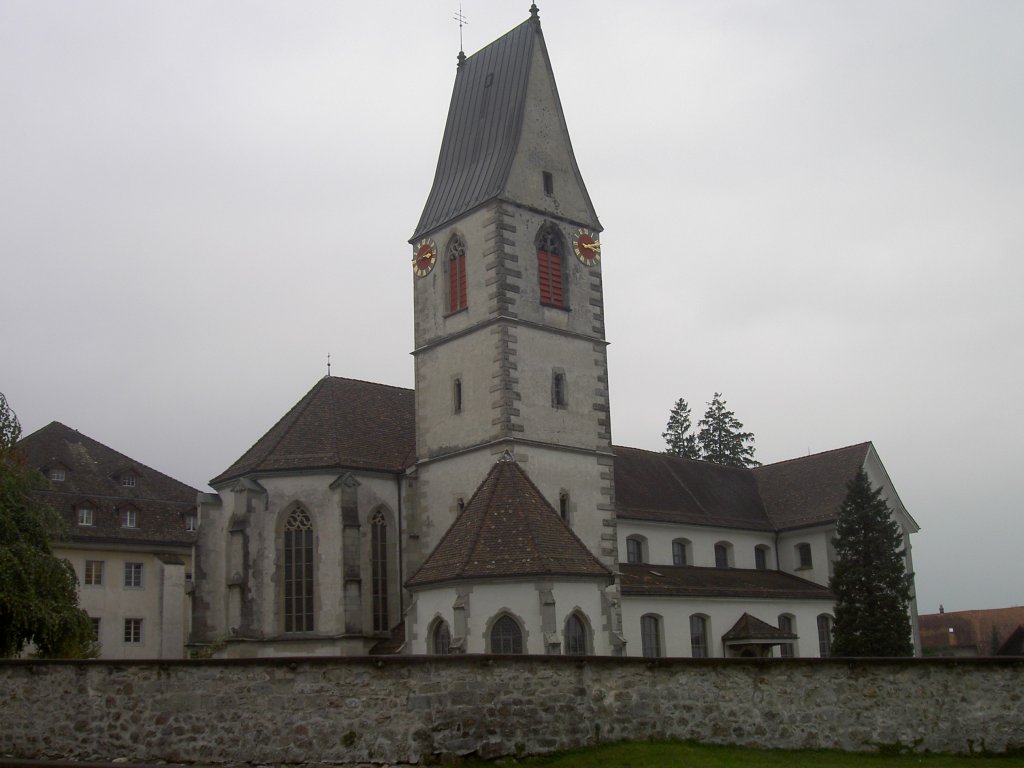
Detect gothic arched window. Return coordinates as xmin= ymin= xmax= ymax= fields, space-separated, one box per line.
xmin=447 ymin=235 xmax=467 ymax=313
xmin=284 ymin=507 xmax=314 ymax=633
xmin=431 ymin=619 xmax=452 ymax=655
xmin=490 ymin=614 xmax=523 ymax=654
xmin=564 ymin=613 xmax=588 ymax=656
xmin=537 ymin=226 xmax=566 ymax=308
xmin=371 ymin=510 xmax=388 ymax=632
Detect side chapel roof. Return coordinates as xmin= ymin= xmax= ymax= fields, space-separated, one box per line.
xmin=411 ymin=8 xmax=599 ymax=240
xmin=16 ymin=421 xmax=197 ymax=547
xmin=211 ymin=376 xmax=415 ymax=486
xmin=722 ymin=612 xmax=800 ymax=642
xmin=619 ymin=564 xmax=834 ymax=601
xmin=407 ymin=453 xmax=612 ymax=588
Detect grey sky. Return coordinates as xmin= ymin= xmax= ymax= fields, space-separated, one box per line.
xmin=2 ymin=1 xmax=1021 ymax=615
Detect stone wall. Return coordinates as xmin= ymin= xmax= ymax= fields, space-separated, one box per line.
xmin=2 ymin=656 xmax=1022 ymax=766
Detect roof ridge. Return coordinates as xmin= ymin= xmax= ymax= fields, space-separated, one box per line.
xmin=324 ymin=374 xmax=413 ymax=394
xmin=458 ymin=461 xmax=504 ymax=578
xmin=752 ymin=441 xmax=872 ymax=472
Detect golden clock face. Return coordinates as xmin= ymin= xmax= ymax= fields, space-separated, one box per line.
xmin=572 ymin=229 xmax=601 ymax=265
xmin=412 ymin=238 xmax=437 ymax=277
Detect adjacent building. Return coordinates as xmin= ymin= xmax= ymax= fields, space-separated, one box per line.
xmin=18 ymin=422 xmax=197 ymax=659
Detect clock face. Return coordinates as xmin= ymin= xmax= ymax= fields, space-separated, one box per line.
xmin=572 ymin=229 xmax=601 ymax=266
xmin=412 ymin=238 xmax=437 ymax=277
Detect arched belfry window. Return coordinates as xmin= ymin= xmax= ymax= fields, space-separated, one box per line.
xmin=370 ymin=510 xmax=388 ymax=632
xmin=537 ymin=226 xmax=566 ymax=308
xmin=447 ymin=235 xmax=467 ymax=313
xmin=284 ymin=507 xmax=314 ymax=633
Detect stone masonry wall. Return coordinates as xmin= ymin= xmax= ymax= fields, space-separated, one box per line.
xmin=2 ymin=656 xmax=1022 ymax=766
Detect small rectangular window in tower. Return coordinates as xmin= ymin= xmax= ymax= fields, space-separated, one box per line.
xmin=453 ymin=378 xmax=463 ymax=414
xmin=552 ymin=371 xmax=567 ymax=408
xmin=543 ymin=171 xmax=554 ymax=195
xmin=559 ymin=492 xmax=569 ymax=522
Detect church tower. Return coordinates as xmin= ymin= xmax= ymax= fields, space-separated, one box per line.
xmin=405 ymin=6 xmax=617 ymax=589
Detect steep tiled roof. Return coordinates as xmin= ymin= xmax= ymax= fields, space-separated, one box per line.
xmin=211 ymin=377 xmax=415 ymax=485
xmin=722 ymin=612 xmax=798 ymax=642
xmin=613 ymin=446 xmax=772 ymax=530
xmin=17 ymin=422 xmax=197 ymax=548
xmin=411 ymin=12 xmax=598 ymax=240
xmin=752 ymin=443 xmax=870 ymax=530
xmin=407 ymin=455 xmax=611 ymax=587
xmin=918 ymin=606 xmax=1024 ymax=656
xmin=995 ymin=625 xmax=1024 ymax=656
xmin=619 ymin=564 xmax=834 ymax=601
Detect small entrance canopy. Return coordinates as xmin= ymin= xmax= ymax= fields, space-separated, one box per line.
xmin=722 ymin=613 xmax=798 ymax=658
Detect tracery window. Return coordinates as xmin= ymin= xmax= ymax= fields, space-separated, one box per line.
xmin=537 ymin=227 xmax=566 ymax=308
xmin=432 ymin=619 xmax=452 ymax=655
xmin=284 ymin=507 xmax=314 ymax=633
xmin=490 ymin=614 xmax=523 ymax=654
xmin=447 ymin=235 xmax=467 ymax=313
xmin=371 ymin=510 xmax=388 ymax=632
xmin=564 ymin=613 xmax=588 ymax=656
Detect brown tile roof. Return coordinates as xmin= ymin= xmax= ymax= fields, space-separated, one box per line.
xmin=752 ymin=443 xmax=871 ymax=530
xmin=613 ymin=446 xmax=772 ymax=530
xmin=722 ymin=612 xmax=798 ymax=642
xmin=407 ymin=454 xmax=612 ymax=588
xmin=619 ymin=564 xmax=834 ymax=601
xmin=919 ymin=607 xmax=1024 ymax=656
xmin=995 ymin=625 xmax=1024 ymax=656
xmin=211 ymin=376 xmax=416 ymax=485
xmin=17 ymin=422 xmax=197 ymax=548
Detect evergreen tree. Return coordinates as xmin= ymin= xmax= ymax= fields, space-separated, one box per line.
xmin=829 ymin=468 xmax=914 ymax=657
xmin=0 ymin=393 xmax=97 ymax=658
xmin=662 ymin=398 xmax=700 ymax=459
xmin=696 ymin=393 xmax=759 ymax=468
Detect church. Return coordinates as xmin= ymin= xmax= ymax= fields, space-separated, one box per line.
xmin=189 ymin=5 xmax=921 ymax=659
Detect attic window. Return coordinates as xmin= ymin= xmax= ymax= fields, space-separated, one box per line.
xmin=543 ymin=171 xmax=554 ymax=195
xmin=186 ymin=515 xmax=197 ymax=532
xmin=49 ymin=468 xmax=65 ymax=482
xmin=122 ymin=509 xmax=137 ymax=529
xmin=77 ymin=508 xmax=93 ymax=526
xmin=122 ymin=475 xmax=136 ymax=488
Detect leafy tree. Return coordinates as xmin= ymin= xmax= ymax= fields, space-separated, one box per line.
xmin=662 ymin=398 xmax=700 ymax=459
xmin=0 ymin=393 xmax=97 ymax=658
xmin=695 ymin=393 xmax=759 ymax=468
xmin=829 ymin=468 xmax=914 ymax=657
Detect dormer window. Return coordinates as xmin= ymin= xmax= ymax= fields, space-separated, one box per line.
xmin=121 ymin=474 xmax=136 ymax=488
xmin=122 ymin=509 xmax=137 ymax=528
xmin=77 ymin=508 xmax=93 ymax=526
xmin=49 ymin=468 xmax=65 ymax=482
xmin=185 ymin=515 xmax=197 ymax=532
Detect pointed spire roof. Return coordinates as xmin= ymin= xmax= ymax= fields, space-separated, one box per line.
xmin=407 ymin=454 xmax=611 ymax=588
xmin=210 ymin=377 xmax=415 ymax=486
xmin=411 ymin=10 xmax=599 ymax=240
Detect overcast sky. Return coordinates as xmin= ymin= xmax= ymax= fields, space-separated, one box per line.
xmin=2 ymin=1 xmax=1021 ymax=616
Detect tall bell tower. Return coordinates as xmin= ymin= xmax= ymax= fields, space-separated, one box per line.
xmin=405 ymin=6 xmax=618 ymax=587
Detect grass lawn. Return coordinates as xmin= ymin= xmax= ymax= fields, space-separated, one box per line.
xmin=462 ymin=741 xmax=1024 ymax=767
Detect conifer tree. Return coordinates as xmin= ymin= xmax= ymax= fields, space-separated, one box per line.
xmin=829 ymin=468 xmax=914 ymax=657
xmin=0 ymin=393 xmax=97 ymax=658
xmin=662 ymin=398 xmax=700 ymax=459
xmin=696 ymin=393 xmax=759 ymax=468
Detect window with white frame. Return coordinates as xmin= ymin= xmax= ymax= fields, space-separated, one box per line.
xmin=690 ymin=614 xmax=709 ymax=658
xmin=640 ymin=614 xmax=662 ymax=658
xmin=185 ymin=514 xmax=197 ymax=532
xmin=796 ymin=542 xmax=813 ymax=569
xmin=77 ymin=507 xmax=93 ymax=526
xmin=123 ymin=618 xmax=143 ymax=644
xmin=121 ymin=474 xmax=136 ymax=488
xmin=124 ymin=561 xmax=143 ymax=588
xmin=49 ymin=468 xmax=65 ymax=482
xmin=121 ymin=509 xmax=137 ymax=528
xmin=84 ymin=560 xmax=104 ymax=586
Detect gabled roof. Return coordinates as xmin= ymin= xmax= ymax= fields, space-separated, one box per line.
xmin=407 ymin=454 xmax=611 ymax=588
xmin=211 ymin=376 xmax=415 ymax=486
xmin=614 ymin=446 xmax=772 ymax=530
xmin=619 ymin=564 xmax=834 ymax=601
xmin=995 ymin=625 xmax=1024 ymax=656
xmin=722 ymin=612 xmax=798 ymax=642
xmin=16 ymin=421 xmax=197 ymax=547
xmin=752 ymin=443 xmax=871 ymax=530
xmin=411 ymin=10 xmax=598 ymax=240
xmin=918 ymin=606 xmax=1024 ymax=656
